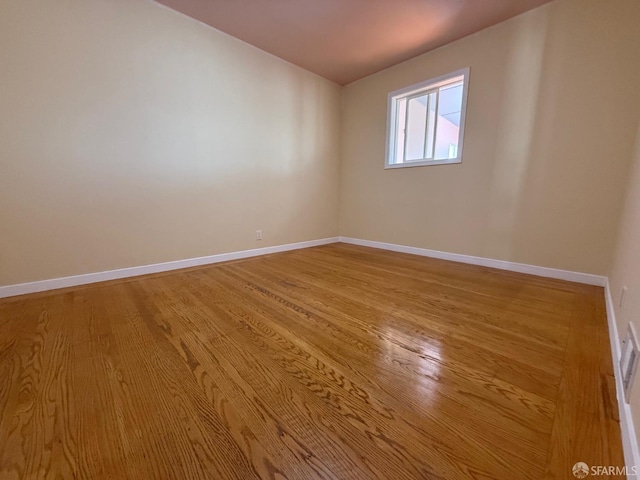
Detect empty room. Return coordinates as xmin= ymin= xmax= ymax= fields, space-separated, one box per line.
xmin=2 ymin=0 xmax=640 ymax=478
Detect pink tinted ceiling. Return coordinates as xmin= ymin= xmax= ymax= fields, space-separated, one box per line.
xmin=155 ymin=0 xmax=554 ymax=85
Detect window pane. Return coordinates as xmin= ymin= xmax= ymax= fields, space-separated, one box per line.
xmin=394 ymin=98 xmax=406 ymax=164
xmin=425 ymin=91 xmax=437 ymax=159
xmin=405 ymin=95 xmax=428 ymax=161
xmin=434 ymin=83 xmax=463 ymax=160
xmin=438 ymin=82 xmax=463 ymax=117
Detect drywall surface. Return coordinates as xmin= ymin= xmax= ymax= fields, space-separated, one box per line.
xmin=0 ymin=0 xmax=341 ymax=285
xmin=340 ymin=0 xmax=640 ymax=275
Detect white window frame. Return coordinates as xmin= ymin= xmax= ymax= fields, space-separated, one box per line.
xmin=385 ymin=67 xmax=470 ymax=169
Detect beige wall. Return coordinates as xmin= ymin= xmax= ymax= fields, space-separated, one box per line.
xmin=2 ymin=0 xmax=640 ymax=284
xmin=610 ymin=124 xmax=640 ymax=442
xmin=340 ymin=0 xmax=640 ymax=275
xmin=0 ymin=0 xmax=341 ymax=286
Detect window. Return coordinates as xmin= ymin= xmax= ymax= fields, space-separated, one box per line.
xmin=385 ymin=68 xmax=469 ymax=169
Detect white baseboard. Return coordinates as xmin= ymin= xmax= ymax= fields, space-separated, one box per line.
xmin=1 ymin=236 xmax=606 ymax=299
xmin=339 ymin=237 xmax=607 ymax=286
xmin=0 ymin=237 xmax=340 ymax=299
xmin=605 ymin=280 xmax=640 ymax=479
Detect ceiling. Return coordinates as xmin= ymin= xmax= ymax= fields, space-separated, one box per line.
xmin=155 ymin=0 xmax=553 ymax=85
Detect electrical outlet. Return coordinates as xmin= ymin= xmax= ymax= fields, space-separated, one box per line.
xmin=256 ymin=230 xmax=262 ymax=241
xmin=620 ymin=286 xmax=628 ymax=309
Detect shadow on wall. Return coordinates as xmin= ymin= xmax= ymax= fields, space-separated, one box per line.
xmin=483 ymin=7 xmax=549 ymax=262
xmin=482 ymin=2 xmax=640 ymax=273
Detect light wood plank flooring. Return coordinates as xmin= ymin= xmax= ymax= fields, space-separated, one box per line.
xmin=0 ymin=243 xmax=623 ymax=479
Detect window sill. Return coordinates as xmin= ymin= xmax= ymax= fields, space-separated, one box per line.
xmin=384 ymin=158 xmax=462 ymax=169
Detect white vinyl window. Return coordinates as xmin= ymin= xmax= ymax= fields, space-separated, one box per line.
xmin=386 ymin=68 xmax=469 ymax=169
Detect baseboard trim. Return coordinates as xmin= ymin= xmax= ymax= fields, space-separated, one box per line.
xmin=0 ymin=237 xmax=340 ymax=299
xmin=1 ymin=236 xmax=606 ymax=299
xmin=339 ymin=237 xmax=607 ymax=286
xmin=605 ymin=280 xmax=640 ymax=479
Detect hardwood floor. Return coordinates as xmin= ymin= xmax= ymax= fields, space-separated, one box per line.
xmin=0 ymin=243 xmax=623 ymax=479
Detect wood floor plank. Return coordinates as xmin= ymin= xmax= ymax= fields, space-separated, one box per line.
xmin=275 ymin=251 xmax=567 ymax=366
xmin=229 ymin=254 xmax=562 ymax=400
xmin=544 ymin=289 xmax=625 ymax=479
xmin=127 ymin=279 xmax=343 ymax=479
xmin=0 ymin=243 xmax=625 ymax=479
xmin=213 ymin=264 xmax=555 ymax=437
xmin=204 ymin=263 xmax=555 ymax=476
